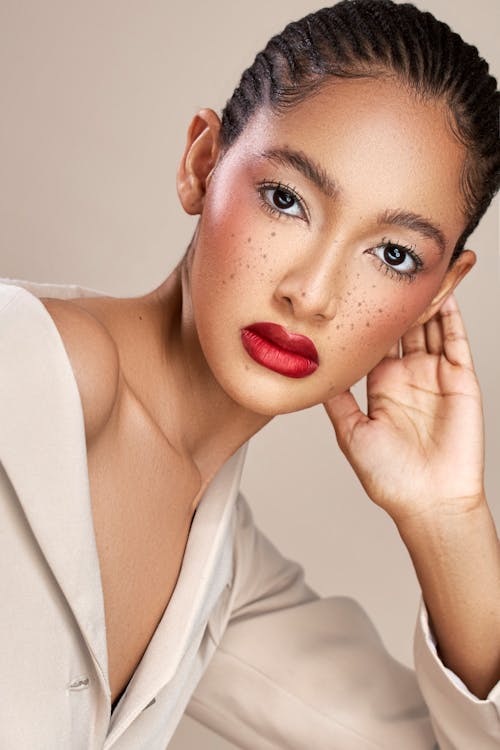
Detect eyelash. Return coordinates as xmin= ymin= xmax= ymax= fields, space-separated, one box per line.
xmin=257 ymin=181 xmax=425 ymax=283
xmin=370 ymin=237 xmax=424 ymax=284
xmin=257 ymin=180 xmax=308 ymax=221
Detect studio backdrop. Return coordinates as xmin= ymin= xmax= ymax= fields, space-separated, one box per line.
xmin=1 ymin=1 xmax=498 ymax=747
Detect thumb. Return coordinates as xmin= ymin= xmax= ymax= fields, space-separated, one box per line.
xmin=323 ymin=389 xmax=367 ymax=448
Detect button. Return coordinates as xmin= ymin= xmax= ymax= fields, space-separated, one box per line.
xmin=68 ymin=675 xmax=90 ymax=691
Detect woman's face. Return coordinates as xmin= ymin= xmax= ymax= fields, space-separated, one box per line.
xmin=184 ymin=77 xmax=474 ymax=415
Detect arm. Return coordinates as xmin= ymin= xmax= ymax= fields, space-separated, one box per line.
xmin=397 ymin=291 xmax=500 ymax=698
xmin=323 ymin=293 xmax=500 ymax=740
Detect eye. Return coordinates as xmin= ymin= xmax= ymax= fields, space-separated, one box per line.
xmin=258 ymin=182 xmax=307 ymax=220
xmin=369 ymin=239 xmax=424 ymax=282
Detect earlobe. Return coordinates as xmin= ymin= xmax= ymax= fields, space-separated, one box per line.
xmin=177 ymin=109 xmax=222 ymax=216
xmin=415 ymin=249 xmax=477 ymax=326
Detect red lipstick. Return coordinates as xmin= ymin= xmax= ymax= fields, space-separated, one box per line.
xmin=240 ymin=322 xmax=319 ymax=378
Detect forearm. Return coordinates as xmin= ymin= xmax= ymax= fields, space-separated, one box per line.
xmin=397 ymin=497 xmax=500 ymax=699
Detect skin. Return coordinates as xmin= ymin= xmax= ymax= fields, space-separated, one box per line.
xmin=43 ymin=75 xmax=500 ymax=702
xmin=182 ymin=79 xmax=474 ymax=420
xmin=171 ymin=76 xmax=500 ymax=699
xmin=168 ymin=76 xmax=478 ymax=486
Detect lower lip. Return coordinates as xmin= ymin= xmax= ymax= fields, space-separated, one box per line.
xmin=240 ymin=329 xmax=318 ymax=378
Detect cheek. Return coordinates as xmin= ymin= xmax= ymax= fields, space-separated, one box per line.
xmin=193 ymin=202 xmax=279 ymax=301
xmin=328 ymin=273 xmax=442 ymax=369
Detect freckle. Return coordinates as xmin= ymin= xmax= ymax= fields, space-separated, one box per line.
xmin=262 ymin=253 xmax=267 ymax=259
xmin=366 ymin=322 xmax=370 ymax=327
xmin=356 ymin=273 xmax=360 ymax=278
xmin=246 ymin=264 xmax=250 ymax=269
xmin=372 ymin=285 xmax=376 ymax=288
xmin=230 ymin=273 xmax=235 ymax=279
xmin=301 ymin=292 xmax=306 ymax=298
xmin=341 ymin=346 xmax=346 ymax=351
xmin=138 ymin=315 xmax=142 ymax=321
xmin=247 ymin=237 xmax=252 ymax=243
xmin=357 ymin=302 xmax=362 ymax=307
xmin=271 ymin=231 xmax=276 ymax=237
xmin=378 ymin=308 xmax=383 ymax=313
xmin=336 ymin=324 xmax=341 ymax=329
xmin=350 ymin=323 xmax=354 ymax=330
xmin=230 ymin=233 xmax=235 ymax=238
xmin=245 ymin=364 xmax=249 ymax=371
xmin=222 ymin=280 xmax=226 ymax=285
xmin=347 ymin=291 xmax=351 ymax=296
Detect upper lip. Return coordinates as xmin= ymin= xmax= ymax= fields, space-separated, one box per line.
xmin=242 ymin=322 xmax=319 ymax=363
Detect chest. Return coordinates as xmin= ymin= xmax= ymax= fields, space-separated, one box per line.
xmin=86 ymin=387 xmax=201 ymax=705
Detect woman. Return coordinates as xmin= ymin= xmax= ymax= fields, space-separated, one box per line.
xmin=0 ymin=0 xmax=499 ymax=747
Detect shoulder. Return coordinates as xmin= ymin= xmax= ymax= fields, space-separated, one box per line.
xmin=39 ymin=297 xmax=120 ymax=442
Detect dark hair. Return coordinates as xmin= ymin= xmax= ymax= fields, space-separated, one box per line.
xmin=220 ymin=0 xmax=500 ymax=266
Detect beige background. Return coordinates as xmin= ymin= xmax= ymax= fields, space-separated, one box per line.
xmin=1 ymin=1 xmax=498 ymax=747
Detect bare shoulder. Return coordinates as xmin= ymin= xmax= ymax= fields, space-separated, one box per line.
xmin=40 ymin=297 xmax=120 ymax=443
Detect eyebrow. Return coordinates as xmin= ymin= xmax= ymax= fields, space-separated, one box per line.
xmin=376 ymin=208 xmax=446 ymax=256
xmin=259 ymin=147 xmax=447 ymax=255
xmin=260 ymin=147 xmax=338 ymax=198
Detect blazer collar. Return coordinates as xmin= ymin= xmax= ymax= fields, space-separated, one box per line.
xmin=0 ymin=282 xmax=110 ymax=691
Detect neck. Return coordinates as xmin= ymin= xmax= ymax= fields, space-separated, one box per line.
xmin=142 ymin=257 xmax=271 ymax=487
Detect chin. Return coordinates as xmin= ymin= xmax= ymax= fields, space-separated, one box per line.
xmin=213 ymin=363 xmax=326 ymax=417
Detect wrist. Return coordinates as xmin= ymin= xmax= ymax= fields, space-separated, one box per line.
xmin=394 ymin=491 xmax=489 ymax=542
xmin=395 ymin=495 xmax=500 ymax=613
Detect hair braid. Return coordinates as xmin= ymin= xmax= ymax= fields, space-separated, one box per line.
xmin=219 ymin=0 xmax=499 ymax=265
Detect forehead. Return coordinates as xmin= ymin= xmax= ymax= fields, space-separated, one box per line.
xmin=225 ymin=77 xmax=468 ymax=241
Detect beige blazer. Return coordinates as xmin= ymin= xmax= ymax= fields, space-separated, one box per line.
xmin=1 ymin=278 xmax=499 ymax=750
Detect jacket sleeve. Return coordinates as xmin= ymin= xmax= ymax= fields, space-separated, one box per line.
xmin=186 ymin=493 xmax=500 ymax=749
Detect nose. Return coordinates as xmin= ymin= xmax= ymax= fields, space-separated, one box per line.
xmin=274 ymin=248 xmax=340 ymax=322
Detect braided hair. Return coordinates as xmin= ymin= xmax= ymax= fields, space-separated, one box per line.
xmin=219 ymin=0 xmax=499 ymax=266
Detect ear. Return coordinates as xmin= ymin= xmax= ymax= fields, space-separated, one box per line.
xmin=176 ymin=108 xmax=222 ymax=215
xmin=414 ymin=249 xmax=477 ymax=326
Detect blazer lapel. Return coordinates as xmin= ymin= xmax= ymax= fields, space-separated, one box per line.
xmin=0 ymin=283 xmax=109 ymax=692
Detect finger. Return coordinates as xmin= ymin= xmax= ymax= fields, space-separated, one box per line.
xmin=401 ymin=322 xmax=427 ymax=355
xmin=383 ymin=339 xmax=401 ymax=359
xmin=323 ymin=389 xmax=368 ymax=447
xmin=438 ymin=293 xmax=474 ymax=369
xmin=424 ymin=314 xmax=443 ymax=355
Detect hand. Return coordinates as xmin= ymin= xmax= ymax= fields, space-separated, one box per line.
xmin=323 ymin=293 xmax=485 ymax=524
